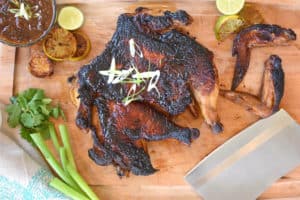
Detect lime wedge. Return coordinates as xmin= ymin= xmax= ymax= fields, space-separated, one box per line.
xmin=216 ymin=0 xmax=245 ymax=15
xmin=58 ymin=6 xmax=84 ymax=31
xmin=214 ymin=15 xmax=244 ymax=41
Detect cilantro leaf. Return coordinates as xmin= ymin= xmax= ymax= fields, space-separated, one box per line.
xmin=35 ymin=123 xmax=50 ymax=140
xmin=51 ymin=104 xmax=66 ymax=120
xmin=28 ymin=101 xmax=40 ymax=113
xmin=22 ymin=88 xmax=38 ymax=100
xmin=20 ymin=126 xmax=34 ymax=145
xmin=5 ymin=104 xmax=21 ymax=127
xmin=32 ymin=113 xmax=44 ymax=126
xmin=6 ymin=88 xmax=66 ymax=144
xmin=60 ymin=107 xmax=66 ymax=121
xmin=23 ymin=88 xmax=44 ymax=102
xmin=58 ymin=105 xmax=66 ymax=121
xmin=20 ymin=112 xmax=35 ymax=128
xmin=29 ymin=89 xmax=45 ymax=102
xmin=39 ymin=104 xmax=51 ymax=116
xmin=9 ymin=96 xmax=17 ymax=104
xmin=51 ymin=107 xmax=59 ymax=118
xmin=42 ymin=98 xmax=52 ymax=105
xmin=17 ymin=95 xmax=28 ymax=109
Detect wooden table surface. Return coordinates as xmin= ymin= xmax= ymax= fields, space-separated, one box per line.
xmin=1 ymin=0 xmax=300 ymax=199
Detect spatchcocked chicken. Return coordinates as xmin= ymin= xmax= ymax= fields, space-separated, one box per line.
xmin=76 ymin=8 xmax=223 ymax=176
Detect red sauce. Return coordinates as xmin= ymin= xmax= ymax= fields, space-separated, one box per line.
xmin=0 ymin=0 xmax=54 ymax=45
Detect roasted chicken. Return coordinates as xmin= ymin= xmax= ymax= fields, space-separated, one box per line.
xmin=76 ymin=8 xmax=223 ymax=176
xmin=231 ymin=24 xmax=296 ymax=90
xmin=221 ymin=55 xmax=285 ymax=118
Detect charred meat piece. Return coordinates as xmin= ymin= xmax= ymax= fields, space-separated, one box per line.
xmin=85 ymin=98 xmax=199 ymax=176
xmin=221 ymin=55 xmax=285 ymax=118
xmin=220 ymin=91 xmax=273 ymax=118
xmin=77 ymin=9 xmax=223 ymax=133
xmin=76 ymin=9 xmax=219 ymax=176
xmin=231 ymin=24 xmax=296 ymax=90
xmin=261 ymin=55 xmax=284 ymax=112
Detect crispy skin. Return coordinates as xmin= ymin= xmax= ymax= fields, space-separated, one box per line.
xmin=86 ymin=99 xmax=199 ymax=176
xmin=221 ymin=55 xmax=285 ymax=118
xmin=76 ymin=9 xmax=223 ymax=176
xmin=261 ymin=55 xmax=284 ymax=112
xmin=77 ymin=9 xmax=222 ymax=131
xmin=231 ymin=24 xmax=296 ymax=90
xmin=220 ymin=91 xmax=273 ymax=118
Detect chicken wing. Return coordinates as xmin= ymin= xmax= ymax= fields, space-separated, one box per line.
xmin=231 ymin=24 xmax=295 ymax=90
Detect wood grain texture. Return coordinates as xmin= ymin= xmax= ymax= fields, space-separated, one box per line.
xmin=2 ymin=0 xmax=300 ymax=199
xmin=0 ymin=44 xmax=15 ymax=104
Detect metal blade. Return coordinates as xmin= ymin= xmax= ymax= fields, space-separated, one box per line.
xmin=185 ymin=109 xmax=300 ymax=200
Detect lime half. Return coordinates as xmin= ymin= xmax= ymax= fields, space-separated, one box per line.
xmin=214 ymin=15 xmax=244 ymax=41
xmin=216 ymin=0 xmax=245 ymax=15
xmin=58 ymin=6 xmax=84 ymax=30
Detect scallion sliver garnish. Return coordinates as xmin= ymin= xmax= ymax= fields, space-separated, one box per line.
xmin=99 ymin=38 xmax=160 ymax=106
xmin=8 ymin=0 xmax=40 ymax=21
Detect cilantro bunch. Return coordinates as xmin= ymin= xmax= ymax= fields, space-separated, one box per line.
xmin=5 ymin=88 xmax=99 ymax=200
xmin=6 ymin=88 xmax=65 ymax=144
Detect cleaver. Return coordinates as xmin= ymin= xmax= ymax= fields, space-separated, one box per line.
xmin=185 ymin=109 xmax=300 ymax=200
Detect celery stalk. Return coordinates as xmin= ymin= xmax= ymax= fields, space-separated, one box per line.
xmin=59 ymin=147 xmax=68 ymax=171
xmin=59 ymin=124 xmax=77 ymax=170
xmin=66 ymin=164 xmax=100 ymax=200
xmin=59 ymin=147 xmax=85 ymax=195
xmin=49 ymin=123 xmax=60 ymax=153
xmin=50 ymin=178 xmax=89 ymax=200
xmin=30 ymin=133 xmax=80 ymax=191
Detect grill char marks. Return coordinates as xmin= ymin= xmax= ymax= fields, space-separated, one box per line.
xmin=231 ymin=24 xmax=296 ymax=91
xmin=261 ymin=55 xmax=285 ymax=113
xmin=88 ymin=98 xmax=199 ymax=176
xmin=76 ymin=9 xmax=223 ymax=176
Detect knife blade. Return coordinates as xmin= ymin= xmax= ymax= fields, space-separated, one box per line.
xmin=185 ymin=109 xmax=300 ymax=200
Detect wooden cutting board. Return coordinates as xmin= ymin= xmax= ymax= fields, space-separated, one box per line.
xmin=1 ymin=0 xmax=300 ymax=199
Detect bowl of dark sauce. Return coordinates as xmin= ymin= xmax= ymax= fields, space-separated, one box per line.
xmin=0 ymin=0 xmax=56 ymax=47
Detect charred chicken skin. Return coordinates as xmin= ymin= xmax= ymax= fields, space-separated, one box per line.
xmin=87 ymin=99 xmax=199 ymax=176
xmin=221 ymin=55 xmax=285 ymax=118
xmin=76 ymin=8 xmax=222 ymax=176
xmin=231 ymin=24 xmax=296 ymax=90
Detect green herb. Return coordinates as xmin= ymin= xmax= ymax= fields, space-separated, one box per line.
xmin=99 ymin=60 xmax=160 ymax=105
xmin=99 ymin=38 xmax=161 ymax=106
xmin=122 ymin=85 xmax=145 ymax=106
xmin=5 ymin=88 xmax=65 ymax=144
xmin=8 ymin=0 xmax=40 ymax=21
xmin=6 ymin=88 xmax=99 ymax=199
